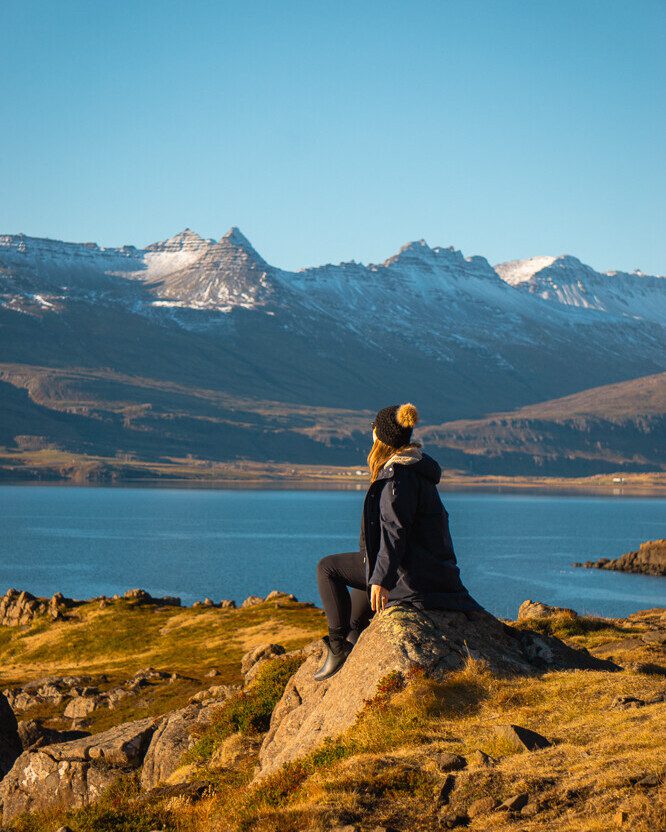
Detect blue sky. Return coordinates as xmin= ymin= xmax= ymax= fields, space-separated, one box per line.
xmin=1 ymin=0 xmax=664 ymax=273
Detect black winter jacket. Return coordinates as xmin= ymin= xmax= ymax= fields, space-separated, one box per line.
xmin=360 ymin=447 xmax=483 ymax=612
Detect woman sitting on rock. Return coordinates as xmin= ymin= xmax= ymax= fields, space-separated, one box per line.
xmin=314 ymin=402 xmax=484 ymax=681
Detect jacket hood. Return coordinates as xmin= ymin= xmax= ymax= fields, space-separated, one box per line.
xmin=382 ymin=445 xmax=441 ymax=485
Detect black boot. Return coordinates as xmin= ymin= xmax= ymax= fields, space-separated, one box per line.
xmin=313 ymin=635 xmax=353 ymax=682
xmin=345 ymin=628 xmax=359 ymax=645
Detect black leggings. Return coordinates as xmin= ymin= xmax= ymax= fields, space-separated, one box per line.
xmin=317 ymin=551 xmax=374 ymax=635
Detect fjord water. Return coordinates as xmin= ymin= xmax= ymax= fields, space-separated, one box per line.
xmin=0 ymin=486 xmax=664 ymax=619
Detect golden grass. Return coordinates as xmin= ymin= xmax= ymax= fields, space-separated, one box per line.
xmin=0 ymin=597 xmax=324 ymax=733
xmin=2 ymin=604 xmax=664 ymax=831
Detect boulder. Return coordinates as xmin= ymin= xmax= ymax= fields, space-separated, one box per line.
xmin=140 ymin=702 xmax=224 ymax=790
xmin=264 ymin=590 xmax=298 ymax=602
xmin=256 ymin=604 xmax=616 ymax=778
xmin=517 ymin=600 xmax=578 ymax=621
xmin=123 ymin=589 xmax=181 ymax=606
xmin=17 ymin=720 xmax=89 ymax=751
xmin=219 ymin=599 xmax=236 ymax=609
xmin=63 ymin=695 xmax=101 ymax=720
xmin=0 ymin=717 xmax=157 ymax=822
xmin=241 ymin=595 xmax=265 ymax=608
xmin=241 ymin=643 xmax=286 ymax=682
xmin=0 ymin=693 xmax=21 ymax=779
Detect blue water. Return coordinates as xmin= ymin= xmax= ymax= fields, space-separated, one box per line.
xmin=0 ymin=486 xmax=664 ymax=618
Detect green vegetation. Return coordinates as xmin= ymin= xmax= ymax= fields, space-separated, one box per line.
xmin=186 ymin=654 xmax=305 ymax=764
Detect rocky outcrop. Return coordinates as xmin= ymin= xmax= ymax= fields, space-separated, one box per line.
xmin=241 ymin=644 xmax=286 ymax=683
xmin=4 ymin=668 xmax=189 ymax=725
xmin=257 ymin=604 xmax=618 ymax=778
xmin=0 ymin=589 xmax=78 ymax=626
xmin=0 ymin=717 xmax=157 ymax=822
xmin=140 ymin=698 xmax=232 ymax=790
xmin=0 ymin=694 xmax=21 ymax=778
xmin=573 ymin=539 xmax=666 ymax=576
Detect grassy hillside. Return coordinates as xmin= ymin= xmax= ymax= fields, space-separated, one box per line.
xmin=421 ymin=373 xmax=666 ymax=475
xmin=1 ymin=597 xmax=664 ymax=832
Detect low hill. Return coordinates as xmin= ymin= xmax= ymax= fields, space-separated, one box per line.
xmin=421 ymin=373 xmax=666 ymax=476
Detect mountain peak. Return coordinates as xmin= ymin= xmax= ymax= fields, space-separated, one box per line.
xmin=218 ymin=227 xmax=266 ymax=265
xmin=221 ymin=227 xmax=253 ymax=248
xmin=145 ymin=228 xmax=211 ymax=254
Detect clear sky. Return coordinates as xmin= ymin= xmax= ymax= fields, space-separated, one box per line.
xmin=1 ymin=0 xmax=664 ymax=274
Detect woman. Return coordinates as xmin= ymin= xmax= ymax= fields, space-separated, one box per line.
xmin=314 ymin=402 xmax=483 ymax=681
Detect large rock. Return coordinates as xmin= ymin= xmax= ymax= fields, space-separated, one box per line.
xmin=0 ymin=693 xmax=21 ymax=778
xmin=573 ymin=539 xmax=666 ymax=576
xmin=257 ymin=604 xmax=617 ymax=778
xmin=0 ymin=717 xmax=157 ymax=822
xmin=17 ymin=720 xmax=89 ymax=751
xmin=241 ymin=643 xmax=286 ymax=683
xmin=517 ymin=600 xmax=578 ymax=621
xmin=140 ymin=701 xmax=229 ymax=790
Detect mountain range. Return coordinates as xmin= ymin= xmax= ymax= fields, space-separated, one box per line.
xmin=1 ymin=228 xmax=664 ymax=477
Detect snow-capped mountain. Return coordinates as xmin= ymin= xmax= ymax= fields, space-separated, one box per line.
xmin=0 ymin=227 xmax=664 ymax=474
xmin=495 ymin=254 xmax=666 ymax=325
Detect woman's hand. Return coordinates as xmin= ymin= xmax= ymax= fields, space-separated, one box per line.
xmin=370 ymin=584 xmax=389 ymax=613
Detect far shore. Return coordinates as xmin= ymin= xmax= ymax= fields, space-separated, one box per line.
xmin=1 ymin=449 xmax=665 ymax=495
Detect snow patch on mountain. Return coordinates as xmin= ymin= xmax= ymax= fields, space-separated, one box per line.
xmin=495 ymin=254 xmax=666 ymax=324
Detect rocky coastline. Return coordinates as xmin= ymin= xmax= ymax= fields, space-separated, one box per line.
xmin=573 ymin=538 xmax=666 ymax=577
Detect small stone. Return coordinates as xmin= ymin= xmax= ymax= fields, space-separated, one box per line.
xmin=436 ymin=810 xmax=468 ymax=828
xmin=636 ymin=773 xmax=659 ymax=787
xmin=55 ymin=827 xmax=75 ymax=832
xmin=520 ymin=801 xmax=541 ymax=817
xmin=611 ymin=695 xmax=645 ymax=709
xmin=206 ymin=669 xmax=221 ymax=677
xmin=472 ymin=749 xmax=497 ymax=766
xmin=497 ymin=793 xmax=529 ymax=812
xmin=493 ymin=723 xmax=551 ymax=752
xmin=434 ymin=774 xmax=456 ymax=804
xmin=430 ymin=751 xmax=467 ymax=772
xmin=467 ymin=795 xmax=497 ymax=817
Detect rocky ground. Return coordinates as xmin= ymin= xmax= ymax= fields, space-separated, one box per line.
xmin=0 ymin=589 xmax=663 ymax=831
xmin=573 ymin=538 xmax=666 ymax=576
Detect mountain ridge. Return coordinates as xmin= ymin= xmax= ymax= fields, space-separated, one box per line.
xmin=1 ymin=227 xmax=664 ymax=475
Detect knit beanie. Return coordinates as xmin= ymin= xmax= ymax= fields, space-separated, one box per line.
xmin=372 ymin=403 xmax=419 ymax=449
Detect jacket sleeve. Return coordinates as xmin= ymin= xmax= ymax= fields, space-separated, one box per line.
xmin=368 ymin=475 xmax=418 ymax=590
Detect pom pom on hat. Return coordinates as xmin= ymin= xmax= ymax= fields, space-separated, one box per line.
xmin=396 ymin=402 xmax=418 ymax=428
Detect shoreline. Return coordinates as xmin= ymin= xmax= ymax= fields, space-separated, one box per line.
xmin=2 ymin=473 xmax=665 ymax=497
xmin=2 ymin=448 xmax=665 ymax=495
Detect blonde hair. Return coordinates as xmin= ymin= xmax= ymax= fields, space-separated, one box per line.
xmin=367 ymin=402 xmax=421 ymax=482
